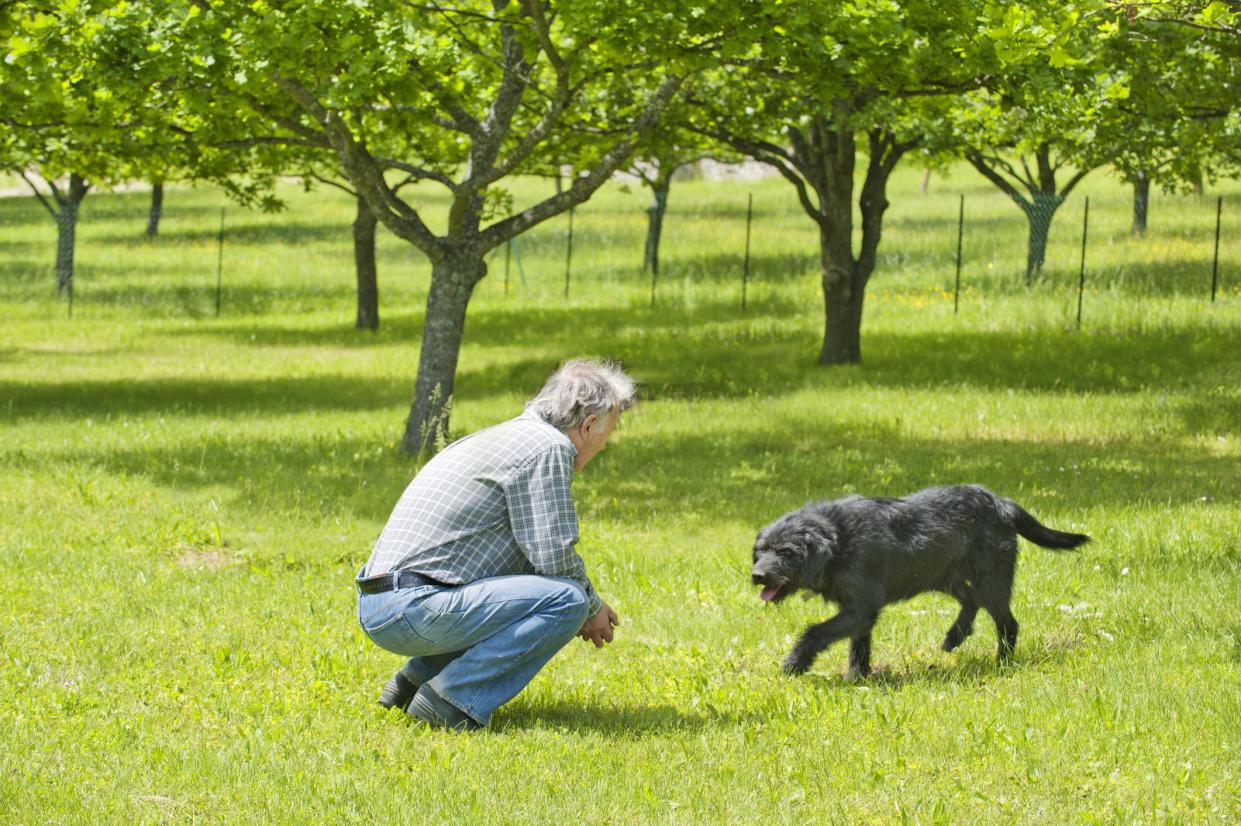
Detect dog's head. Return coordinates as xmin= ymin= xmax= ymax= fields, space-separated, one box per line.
xmin=751 ymin=507 xmax=836 ymax=604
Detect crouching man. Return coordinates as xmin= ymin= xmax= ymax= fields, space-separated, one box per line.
xmin=355 ymin=359 xmax=631 ymax=730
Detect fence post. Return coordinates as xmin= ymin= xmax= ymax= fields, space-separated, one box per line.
xmin=1211 ymin=196 xmax=1222 ymax=303
xmin=215 ymin=207 xmax=225 ymax=317
xmin=954 ymin=193 xmax=964 ymax=315
xmin=1076 ymin=196 xmax=1088 ymax=331
xmin=563 ymin=205 xmax=574 ymax=299
xmin=742 ymin=193 xmax=753 ymax=311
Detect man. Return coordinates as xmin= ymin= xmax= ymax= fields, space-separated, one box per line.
xmin=355 ymin=359 xmax=632 ymax=731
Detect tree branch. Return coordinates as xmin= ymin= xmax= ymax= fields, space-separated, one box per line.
xmin=967 ymin=152 xmax=1030 ymax=209
xmin=275 ymin=74 xmax=445 ymax=257
xmin=18 ymin=171 xmax=60 ymax=220
xmin=478 ymin=73 xmax=685 ymax=248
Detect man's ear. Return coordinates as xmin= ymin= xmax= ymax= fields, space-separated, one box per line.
xmin=800 ymin=517 xmax=837 ymax=585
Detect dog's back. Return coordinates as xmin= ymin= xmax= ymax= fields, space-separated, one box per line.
xmin=887 ymin=484 xmax=1087 ymax=551
xmin=825 ymin=485 xmax=1086 ymax=600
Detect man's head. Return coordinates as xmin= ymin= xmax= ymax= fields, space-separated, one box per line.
xmin=527 ymin=359 xmax=635 ymax=471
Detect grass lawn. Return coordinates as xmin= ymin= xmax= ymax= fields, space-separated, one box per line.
xmin=1 ymin=163 xmax=1239 ymax=823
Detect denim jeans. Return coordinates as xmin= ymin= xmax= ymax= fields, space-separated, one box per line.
xmin=357 ymin=574 xmax=591 ymax=726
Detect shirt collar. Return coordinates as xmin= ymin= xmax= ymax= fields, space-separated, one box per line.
xmin=519 ymin=409 xmax=577 ymax=457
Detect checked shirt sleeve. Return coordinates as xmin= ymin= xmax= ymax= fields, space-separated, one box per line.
xmin=505 ymin=445 xmax=603 ymax=617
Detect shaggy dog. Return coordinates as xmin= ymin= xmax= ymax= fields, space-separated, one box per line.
xmin=750 ymin=485 xmax=1089 ymax=677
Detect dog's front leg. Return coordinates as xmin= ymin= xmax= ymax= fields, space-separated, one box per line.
xmin=782 ymin=610 xmax=876 ymax=676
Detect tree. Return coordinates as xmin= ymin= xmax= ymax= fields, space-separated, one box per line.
xmin=131 ymin=0 xmax=744 ymax=453
xmin=940 ymin=5 xmax=1132 ymax=284
xmin=1103 ymin=0 xmax=1241 ymax=234
xmin=965 ymin=140 xmax=1097 ymax=284
xmin=624 ymin=114 xmax=723 ymax=279
xmin=1 ymin=2 xmax=182 ymax=298
xmin=687 ymin=1 xmax=1006 ymax=364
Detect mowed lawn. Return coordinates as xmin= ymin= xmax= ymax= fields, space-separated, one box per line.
xmin=1 ymin=165 xmax=1239 ymax=823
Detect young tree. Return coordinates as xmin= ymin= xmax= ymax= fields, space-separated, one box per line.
xmin=0 ymin=3 xmax=167 ymax=297
xmin=942 ymin=6 xmax=1131 ymax=284
xmin=625 ymin=118 xmax=725 ymax=278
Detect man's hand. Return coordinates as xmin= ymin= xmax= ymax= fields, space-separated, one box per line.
xmin=578 ymin=602 xmax=619 ymax=648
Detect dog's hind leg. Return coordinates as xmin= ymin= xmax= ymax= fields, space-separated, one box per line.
xmin=941 ymin=583 xmax=978 ymax=653
xmin=986 ymin=605 xmax=1018 ymax=661
xmin=942 ymin=602 xmax=979 ymax=652
xmin=975 ymin=578 xmax=1019 ymax=661
xmin=848 ymin=633 xmax=872 ymax=678
xmin=782 ymin=609 xmax=878 ymax=676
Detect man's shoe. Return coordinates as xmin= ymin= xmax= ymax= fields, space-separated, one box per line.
xmin=407 ymin=685 xmax=482 ymax=732
xmin=378 ymin=672 xmax=419 ymax=711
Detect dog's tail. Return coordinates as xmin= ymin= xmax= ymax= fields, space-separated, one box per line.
xmin=1000 ymin=499 xmax=1090 ymax=550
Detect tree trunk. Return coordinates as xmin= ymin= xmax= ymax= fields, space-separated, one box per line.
xmin=1021 ymin=193 xmax=1062 ymax=284
xmin=54 ymin=174 xmax=88 ymax=294
xmin=806 ymin=125 xmax=905 ymax=365
xmin=353 ymin=192 xmax=379 ymax=331
xmin=819 ymin=248 xmax=865 ymax=364
xmin=643 ymin=175 xmax=671 ymax=276
xmin=1132 ymin=172 xmax=1149 ymax=236
xmin=146 ymin=182 xmax=164 ymax=238
xmin=401 ymin=254 xmax=485 ymax=455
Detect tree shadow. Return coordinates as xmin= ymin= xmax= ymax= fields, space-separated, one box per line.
xmin=0 ymin=374 xmax=406 ymax=422
xmin=494 ymin=699 xmax=738 ymax=734
xmin=587 ymin=425 xmax=1239 ymax=531
xmin=5 ymin=391 xmax=1230 ymax=542
xmin=87 ymin=218 xmax=353 ymax=247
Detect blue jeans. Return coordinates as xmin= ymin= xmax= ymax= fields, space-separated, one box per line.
xmin=357 ymin=574 xmax=590 ymax=726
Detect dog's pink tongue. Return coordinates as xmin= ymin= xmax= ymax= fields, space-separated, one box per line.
xmin=760 ymin=586 xmax=780 ymax=602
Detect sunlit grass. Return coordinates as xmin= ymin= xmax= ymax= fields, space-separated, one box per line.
xmin=0 ymin=163 xmax=1238 ymax=823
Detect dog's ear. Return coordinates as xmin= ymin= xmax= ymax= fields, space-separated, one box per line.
xmin=799 ymin=516 xmax=837 ymax=586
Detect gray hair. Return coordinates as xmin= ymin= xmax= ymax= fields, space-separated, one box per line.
xmin=526 ymin=359 xmax=636 ymax=430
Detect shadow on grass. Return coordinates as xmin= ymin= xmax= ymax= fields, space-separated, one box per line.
xmin=0 ymin=374 xmax=407 ymax=422
xmin=4 ymin=409 xmax=1234 ymax=543
xmin=5 ymin=320 xmax=1230 ymax=428
xmin=496 ymin=699 xmax=731 ymax=734
xmin=145 ymin=292 xmax=1239 ymax=395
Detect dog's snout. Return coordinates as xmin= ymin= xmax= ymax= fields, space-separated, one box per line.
xmin=751 ymin=572 xmax=764 ymax=585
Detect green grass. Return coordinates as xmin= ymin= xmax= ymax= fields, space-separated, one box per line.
xmin=1 ymin=164 xmax=1239 ymax=824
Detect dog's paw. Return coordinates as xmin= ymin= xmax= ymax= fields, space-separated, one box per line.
xmin=780 ymin=653 xmax=810 ymax=676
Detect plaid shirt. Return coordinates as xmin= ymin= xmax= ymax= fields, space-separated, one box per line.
xmin=364 ymin=411 xmax=602 ymax=616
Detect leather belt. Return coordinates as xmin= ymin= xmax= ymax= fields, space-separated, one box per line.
xmin=355 ymin=569 xmax=441 ymax=594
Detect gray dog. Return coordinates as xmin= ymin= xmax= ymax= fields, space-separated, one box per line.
xmin=750 ymin=484 xmax=1089 ymax=677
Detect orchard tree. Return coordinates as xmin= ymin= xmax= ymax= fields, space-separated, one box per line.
xmin=941 ymin=4 xmax=1132 ymax=284
xmin=1103 ymin=0 xmax=1241 ymax=233
xmin=687 ymin=1 xmax=1008 ymax=364
xmin=0 ymin=2 xmax=174 ymax=296
xmin=134 ymin=0 xmax=748 ymax=453
xmin=624 ymin=117 xmax=722 ymax=278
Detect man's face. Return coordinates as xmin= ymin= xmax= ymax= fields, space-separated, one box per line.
xmin=570 ymin=406 xmax=619 ymax=471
